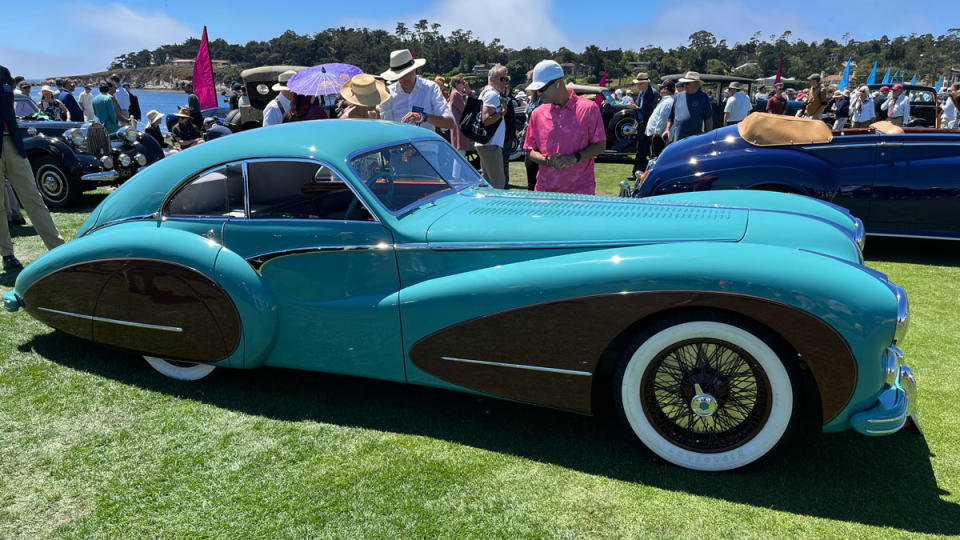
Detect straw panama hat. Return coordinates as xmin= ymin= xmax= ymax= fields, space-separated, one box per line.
xmin=341 ymin=74 xmax=390 ymax=107
xmin=632 ymin=72 xmax=650 ymax=83
xmin=380 ymin=49 xmax=426 ymax=81
xmin=272 ymin=70 xmax=298 ymax=92
xmin=727 ymin=81 xmax=743 ymax=89
xmin=173 ymin=107 xmax=193 ymax=119
xmin=39 ymin=85 xmax=57 ymax=94
xmin=678 ymin=71 xmax=702 ymax=83
xmin=146 ymin=110 xmax=165 ymax=125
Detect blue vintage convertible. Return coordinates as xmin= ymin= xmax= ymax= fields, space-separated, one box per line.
xmin=627 ymin=113 xmax=960 ymax=239
xmin=2 ymin=120 xmax=918 ymax=471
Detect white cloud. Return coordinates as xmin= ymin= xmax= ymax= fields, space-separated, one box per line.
xmin=5 ymin=3 xmax=194 ymax=79
xmin=343 ymin=0 xmax=569 ymax=51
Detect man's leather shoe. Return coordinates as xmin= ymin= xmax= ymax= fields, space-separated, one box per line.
xmin=2 ymin=255 xmax=23 ymax=271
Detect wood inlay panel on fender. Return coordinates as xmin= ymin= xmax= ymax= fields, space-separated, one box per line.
xmin=410 ymin=291 xmax=856 ymax=421
xmin=23 ymin=259 xmax=241 ymax=363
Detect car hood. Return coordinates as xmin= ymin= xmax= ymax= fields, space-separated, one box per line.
xmin=426 ymin=188 xmax=749 ymax=246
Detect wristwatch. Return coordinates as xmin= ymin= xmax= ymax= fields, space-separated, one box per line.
xmin=574 ymin=151 xmax=582 ymax=162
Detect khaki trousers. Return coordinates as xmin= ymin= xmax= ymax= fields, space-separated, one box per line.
xmin=0 ymin=136 xmax=64 ymax=256
xmin=475 ymin=144 xmax=506 ymax=189
xmin=4 ymin=180 xmax=21 ymax=218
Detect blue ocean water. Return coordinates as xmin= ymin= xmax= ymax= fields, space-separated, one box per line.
xmin=26 ymin=89 xmax=231 ymax=131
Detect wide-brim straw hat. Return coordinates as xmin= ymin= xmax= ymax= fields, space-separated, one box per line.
xmin=40 ymin=85 xmax=57 ymax=94
xmin=380 ymin=49 xmax=426 ymax=81
xmin=173 ymin=107 xmax=193 ymax=119
xmin=341 ymin=74 xmax=390 ymax=107
xmin=146 ymin=109 xmax=165 ymax=125
xmin=632 ymin=72 xmax=650 ymax=83
xmin=678 ymin=71 xmax=702 ymax=83
xmin=272 ymin=70 xmax=298 ymax=92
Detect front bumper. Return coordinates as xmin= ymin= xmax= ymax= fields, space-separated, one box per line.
xmin=850 ymin=356 xmax=920 ymax=436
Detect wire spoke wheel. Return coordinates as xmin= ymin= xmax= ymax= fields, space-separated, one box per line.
xmin=616 ymin=319 xmax=797 ymax=471
xmin=641 ymin=338 xmax=772 ymax=453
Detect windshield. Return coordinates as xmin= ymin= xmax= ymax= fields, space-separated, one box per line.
xmin=349 ymin=139 xmax=484 ymax=214
xmin=14 ymin=96 xmax=39 ymax=118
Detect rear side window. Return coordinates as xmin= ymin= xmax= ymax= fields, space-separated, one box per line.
xmin=246 ymin=160 xmax=373 ymax=221
xmin=166 ymin=163 xmax=245 ymax=217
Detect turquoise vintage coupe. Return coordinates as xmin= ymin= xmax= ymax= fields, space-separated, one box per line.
xmin=2 ymin=120 xmax=918 ymax=471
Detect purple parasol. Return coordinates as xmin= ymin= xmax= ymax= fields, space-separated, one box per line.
xmin=288 ymin=63 xmax=362 ymax=96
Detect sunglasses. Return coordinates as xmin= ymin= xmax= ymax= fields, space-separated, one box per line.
xmin=498 ymin=77 xmax=509 ymax=83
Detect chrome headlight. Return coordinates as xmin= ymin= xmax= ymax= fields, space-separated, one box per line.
xmin=117 ymin=127 xmax=139 ymax=144
xmin=26 ymin=127 xmax=37 ymax=137
xmin=64 ymin=128 xmax=85 ymax=146
xmin=134 ymin=153 xmax=147 ymax=166
xmin=100 ymin=155 xmax=114 ymax=169
xmin=894 ymin=285 xmax=909 ymax=343
xmin=118 ymin=153 xmax=132 ymax=167
xmin=256 ymin=83 xmax=270 ymax=95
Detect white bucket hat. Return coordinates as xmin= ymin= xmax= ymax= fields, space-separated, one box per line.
xmin=380 ymin=49 xmax=426 ymax=81
xmin=146 ymin=109 xmax=165 ymax=126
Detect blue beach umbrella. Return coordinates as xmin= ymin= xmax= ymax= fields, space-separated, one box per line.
xmin=288 ymin=63 xmax=362 ymax=97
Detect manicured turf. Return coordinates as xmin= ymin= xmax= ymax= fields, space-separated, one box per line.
xmin=1 ymin=165 xmax=958 ymax=537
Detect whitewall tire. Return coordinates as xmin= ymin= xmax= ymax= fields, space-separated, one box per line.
xmin=144 ymin=356 xmax=217 ymax=381
xmin=617 ymin=319 xmax=796 ymax=471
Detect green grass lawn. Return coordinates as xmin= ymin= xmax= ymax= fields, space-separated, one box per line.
xmin=2 ymin=168 xmax=959 ymax=537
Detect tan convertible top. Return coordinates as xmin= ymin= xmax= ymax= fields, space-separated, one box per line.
xmin=737 ymin=112 xmax=834 ymax=146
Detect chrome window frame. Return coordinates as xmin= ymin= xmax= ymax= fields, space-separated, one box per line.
xmin=345 ymin=136 xmax=486 ymax=217
xmin=161 ymin=156 xmax=380 ymax=224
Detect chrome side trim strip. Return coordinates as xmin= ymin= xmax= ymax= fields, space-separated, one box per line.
xmin=394 ymin=238 xmax=738 ymax=251
xmin=800 ymin=143 xmax=877 ymax=151
xmin=37 ymin=307 xmax=183 ymax=332
xmin=247 ymin=243 xmax=392 ymax=271
xmin=867 ymin=232 xmax=960 ymax=241
xmin=440 ymin=356 xmax=592 ymax=376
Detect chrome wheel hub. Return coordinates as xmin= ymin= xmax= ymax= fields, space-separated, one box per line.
xmin=691 ymin=383 xmax=718 ymax=417
xmin=42 ymin=174 xmax=60 ymax=191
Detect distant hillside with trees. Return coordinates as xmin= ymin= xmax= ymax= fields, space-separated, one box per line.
xmin=109 ymin=22 xmax=960 ymax=87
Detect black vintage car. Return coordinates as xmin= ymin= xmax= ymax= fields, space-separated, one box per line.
xmin=510 ymin=83 xmax=640 ymax=161
xmin=15 ymin=94 xmax=163 ymax=207
xmin=223 ymin=65 xmax=307 ymax=131
xmin=867 ymin=84 xmax=938 ymax=127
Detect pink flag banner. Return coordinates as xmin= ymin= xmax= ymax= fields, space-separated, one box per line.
xmin=193 ymin=26 xmax=217 ymax=109
xmin=774 ymin=53 xmax=783 ymax=85
xmin=595 ymin=61 xmax=607 ymax=107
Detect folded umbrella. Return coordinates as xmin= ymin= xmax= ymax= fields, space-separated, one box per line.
xmin=288 ymin=63 xmax=362 ymax=96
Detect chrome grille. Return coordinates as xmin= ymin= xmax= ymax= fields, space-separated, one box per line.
xmin=86 ymin=123 xmax=111 ymax=158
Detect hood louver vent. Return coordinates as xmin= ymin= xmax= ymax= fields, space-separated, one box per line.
xmin=468 ymin=198 xmax=736 ymax=221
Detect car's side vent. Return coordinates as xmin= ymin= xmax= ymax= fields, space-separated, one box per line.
xmin=86 ymin=123 xmax=111 ymax=158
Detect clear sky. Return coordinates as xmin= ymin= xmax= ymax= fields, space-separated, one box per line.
xmin=2 ymin=0 xmax=955 ymax=78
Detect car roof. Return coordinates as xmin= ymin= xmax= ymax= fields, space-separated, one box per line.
xmin=240 ymin=65 xmax=309 ymax=82
xmin=660 ymin=73 xmax=754 ymax=83
xmin=94 ymin=120 xmax=442 ymax=224
xmin=568 ymin=83 xmax=609 ymax=94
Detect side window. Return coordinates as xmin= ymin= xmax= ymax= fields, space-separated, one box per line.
xmin=167 ymin=163 xmax=245 ymax=217
xmin=246 ymin=160 xmax=373 ymax=221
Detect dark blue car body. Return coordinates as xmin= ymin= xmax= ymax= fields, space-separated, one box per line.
xmin=631 ymin=123 xmax=960 ymax=239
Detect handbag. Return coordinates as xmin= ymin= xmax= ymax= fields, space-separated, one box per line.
xmin=459 ymin=95 xmax=500 ymax=144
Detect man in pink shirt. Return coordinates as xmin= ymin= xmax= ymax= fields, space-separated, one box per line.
xmin=523 ymin=60 xmax=606 ymax=194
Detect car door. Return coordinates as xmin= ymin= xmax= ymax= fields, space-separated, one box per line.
xmin=218 ymin=158 xmax=404 ymax=381
xmin=872 ymin=133 xmax=960 ymax=235
xmin=797 ymin=134 xmax=878 ymax=221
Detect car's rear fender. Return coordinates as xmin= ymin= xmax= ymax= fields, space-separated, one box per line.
xmin=13 ymin=222 xmax=276 ymax=369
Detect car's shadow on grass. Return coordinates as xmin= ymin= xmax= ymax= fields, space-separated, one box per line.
xmin=24 ymin=332 xmax=958 ymax=535
xmin=865 ymin=236 xmax=960 ymax=267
